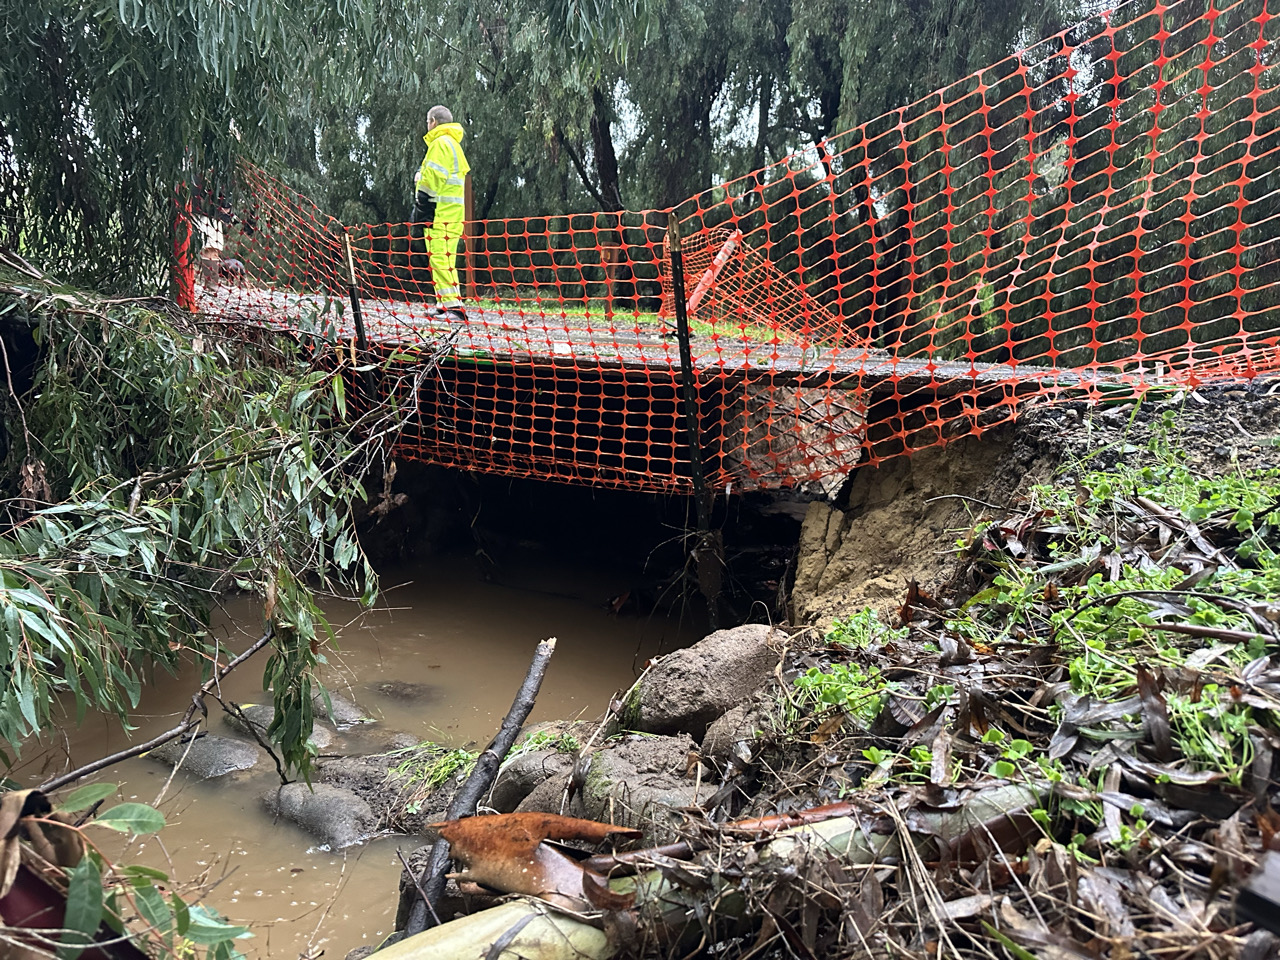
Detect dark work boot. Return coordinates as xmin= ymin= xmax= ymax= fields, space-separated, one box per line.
xmin=426 ymin=304 xmax=466 ymax=322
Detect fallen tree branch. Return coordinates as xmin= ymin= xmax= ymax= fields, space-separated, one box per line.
xmin=405 ymin=636 xmax=558 ymax=934
xmin=218 ymin=698 xmax=291 ymax=786
xmin=38 ymin=629 xmax=275 ymax=793
xmin=1145 ymin=621 xmax=1266 ymax=644
xmin=396 ymin=847 xmax=441 ymax=928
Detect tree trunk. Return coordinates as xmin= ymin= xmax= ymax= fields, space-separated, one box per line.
xmin=404 ymin=638 xmax=558 ymax=934
xmin=590 ymin=87 xmax=623 ymax=212
xmin=752 ymin=73 xmax=774 ymax=171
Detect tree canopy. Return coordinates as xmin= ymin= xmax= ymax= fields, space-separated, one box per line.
xmin=1 ymin=0 xmax=1094 ymax=286
xmin=294 ymin=0 xmax=1091 ymax=222
xmin=0 ymin=0 xmax=652 ymax=289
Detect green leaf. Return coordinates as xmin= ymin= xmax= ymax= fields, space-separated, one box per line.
xmin=17 ymin=678 xmax=38 ymax=732
xmin=132 ymin=881 xmax=172 ymax=936
xmin=1006 ymin=739 xmax=1034 ymax=760
xmin=59 ymin=855 xmax=104 ymax=960
xmin=980 ymin=922 xmax=1038 ymax=960
xmin=172 ymin=893 xmax=191 ymax=937
xmin=184 ymin=904 xmax=252 ymax=944
xmin=102 ymin=891 xmax=124 ymax=933
xmin=92 ymin=802 xmax=165 ymax=834
xmin=332 ymin=374 xmax=346 ymax=419
xmin=60 ymin=782 xmax=118 ymax=813
xmin=121 ymin=864 xmax=170 ymax=882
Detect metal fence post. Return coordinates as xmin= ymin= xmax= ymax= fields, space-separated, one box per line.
xmin=667 ymin=212 xmax=722 ymax=629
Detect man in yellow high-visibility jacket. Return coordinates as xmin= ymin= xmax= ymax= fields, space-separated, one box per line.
xmin=412 ymin=105 xmax=471 ymax=319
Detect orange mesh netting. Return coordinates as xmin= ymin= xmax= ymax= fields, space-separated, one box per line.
xmin=188 ymin=0 xmax=1280 ymax=496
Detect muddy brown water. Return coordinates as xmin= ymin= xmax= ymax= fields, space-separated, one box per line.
xmin=12 ymin=553 xmax=701 ymax=958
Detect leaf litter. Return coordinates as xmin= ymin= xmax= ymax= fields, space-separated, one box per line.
xmin=675 ymin=407 xmax=1280 ymax=959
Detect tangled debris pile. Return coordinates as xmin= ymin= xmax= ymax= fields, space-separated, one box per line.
xmin=706 ymin=408 xmax=1280 ymax=958
xmin=373 ymin=394 xmax=1280 ymax=959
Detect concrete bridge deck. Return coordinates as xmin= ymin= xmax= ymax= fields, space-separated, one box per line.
xmin=194 ymin=281 xmax=1212 ymax=495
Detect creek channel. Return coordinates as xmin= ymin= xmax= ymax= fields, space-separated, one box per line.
xmin=13 ymin=551 xmax=698 ymax=958
xmin=11 ymin=474 xmax=804 ymax=959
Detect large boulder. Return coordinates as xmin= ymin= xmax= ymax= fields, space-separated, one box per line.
xmin=147 ymin=735 xmax=260 ymax=779
xmin=701 ymin=699 xmax=771 ymax=769
xmin=316 ymin=743 xmax=453 ymax=834
xmin=513 ymin=772 xmax=573 ymax=816
xmin=266 ymin=783 xmax=377 ymax=849
xmin=574 ymin=735 xmax=701 ymax=844
xmin=627 ymin=625 xmax=783 ymax=738
xmin=313 ymin=689 xmax=374 ymax=728
xmin=488 ymin=749 xmax=575 ymax=813
xmin=367 ymin=680 xmax=436 ymax=705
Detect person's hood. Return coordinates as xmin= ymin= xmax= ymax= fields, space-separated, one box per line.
xmin=424 ymin=122 xmax=465 ymax=146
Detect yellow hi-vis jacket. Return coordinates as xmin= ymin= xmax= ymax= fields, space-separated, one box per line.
xmin=415 ymin=122 xmax=470 ymax=223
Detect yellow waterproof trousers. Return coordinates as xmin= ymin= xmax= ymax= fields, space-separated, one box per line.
xmin=427 ymin=220 xmax=463 ymax=306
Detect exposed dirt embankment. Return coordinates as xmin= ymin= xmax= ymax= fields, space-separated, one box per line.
xmin=793 ymin=384 xmax=1280 ymax=626
xmin=792 ymin=435 xmax=1021 ymax=622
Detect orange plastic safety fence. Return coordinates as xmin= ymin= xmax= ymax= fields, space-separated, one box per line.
xmin=191 ymin=0 xmax=1280 ymax=496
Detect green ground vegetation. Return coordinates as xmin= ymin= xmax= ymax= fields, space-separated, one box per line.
xmin=386 ymin=744 xmax=479 ymax=815
xmin=779 ymin=408 xmax=1280 ymax=860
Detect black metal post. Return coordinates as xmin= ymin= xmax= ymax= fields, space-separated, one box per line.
xmin=667 ymin=213 xmax=721 ymax=628
xmin=342 ymin=231 xmax=376 ymax=398
xmin=343 ymin=231 xmax=370 ymax=355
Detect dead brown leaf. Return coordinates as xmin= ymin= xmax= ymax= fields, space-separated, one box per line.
xmin=810 ymin=713 xmax=844 ymax=745
xmin=1135 ymin=666 xmax=1173 ymax=762
xmin=432 ymin=812 xmax=641 ymax=910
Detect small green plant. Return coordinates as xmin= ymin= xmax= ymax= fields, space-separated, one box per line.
xmin=1166 ymin=683 xmax=1254 ymax=785
xmin=826 ymin=609 xmax=909 ymax=648
xmin=987 ymin=735 xmax=1035 ymax=780
xmin=861 ymin=746 xmax=894 ymax=765
xmin=503 ymin=730 xmax=582 ymax=766
xmin=793 ymin=661 xmax=896 ymax=729
xmin=904 ymin=745 xmax=932 ymax=782
xmin=923 ymin=684 xmax=955 ymax=710
xmin=1114 ymin=815 xmax=1151 ymax=853
xmin=386 ymin=744 xmax=478 ymax=814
